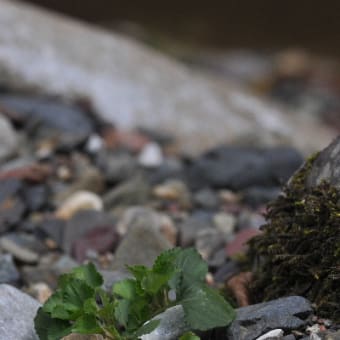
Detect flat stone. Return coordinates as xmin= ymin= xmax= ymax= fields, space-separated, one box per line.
xmin=256 ymin=329 xmax=284 ymax=340
xmin=0 ymin=284 xmax=40 ymax=340
xmin=0 ymin=0 xmax=335 ymax=154
xmin=0 ymin=234 xmax=39 ymax=263
xmin=227 ymin=296 xmax=313 ymax=340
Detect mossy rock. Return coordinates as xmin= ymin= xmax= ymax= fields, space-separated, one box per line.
xmin=249 ymin=137 xmax=340 ymax=321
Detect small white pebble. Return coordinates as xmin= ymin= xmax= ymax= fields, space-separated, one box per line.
xmin=256 ymin=329 xmax=284 ymax=340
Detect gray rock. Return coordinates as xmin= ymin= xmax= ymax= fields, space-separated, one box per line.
xmin=0 ymin=254 xmax=20 ymax=284
xmin=307 ymin=136 xmax=340 ymax=189
xmin=100 ymin=269 xmax=131 ymax=292
xmin=111 ymin=216 xmax=172 ymax=272
xmin=195 ymin=228 xmax=226 ymax=260
xmin=188 ymin=146 xmax=303 ymax=190
xmin=95 ymin=151 xmax=137 ymax=183
xmin=0 ymin=94 xmax=94 ymax=138
xmin=179 ymin=211 xmax=214 ymax=247
xmin=193 ymin=188 xmax=220 ymax=210
xmin=141 ymin=305 xmax=189 ymax=340
xmin=0 ymin=284 xmax=40 ymax=340
xmin=0 ymin=0 xmax=335 ymax=155
xmin=227 ymin=296 xmax=312 ymax=340
xmin=103 ymin=174 xmax=150 ymax=209
xmin=0 ymin=114 xmax=18 ymax=162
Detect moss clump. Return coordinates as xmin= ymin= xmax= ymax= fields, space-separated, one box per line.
xmin=249 ymin=153 xmax=340 ymax=321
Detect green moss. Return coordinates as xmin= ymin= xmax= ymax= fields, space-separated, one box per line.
xmin=248 ymin=152 xmax=340 ymax=321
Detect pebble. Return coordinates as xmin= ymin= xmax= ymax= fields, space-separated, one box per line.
xmin=138 ymin=142 xmax=164 ymax=168
xmin=0 ymin=235 xmax=39 ymax=263
xmin=0 ymin=253 xmax=20 ymax=284
xmin=153 ymin=179 xmax=191 ymax=208
xmin=56 ymin=190 xmax=103 ymax=220
xmin=0 ymin=114 xmax=18 ymax=162
xmin=195 ymin=228 xmax=226 ymax=260
xmin=226 ymin=228 xmax=261 ymax=257
xmin=27 ymin=282 xmax=52 ymax=303
xmin=111 ymin=218 xmax=172 ymax=272
xmin=256 ymin=329 xmax=284 ymax=340
xmin=193 ymin=187 xmax=220 ymax=210
xmin=213 ymin=212 xmax=237 ymax=238
xmin=0 ymin=284 xmax=40 ymax=340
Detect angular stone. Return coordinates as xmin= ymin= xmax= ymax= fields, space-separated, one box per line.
xmin=0 ymin=254 xmax=20 ymax=284
xmin=141 ymin=305 xmax=189 ymax=340
xmin=0 ymin=284 xmax=40 ymax=340
xmin=307 ymin=136 xmax=340 ymax=190
xmin=227 ymin=296 xmax=312 ymax=340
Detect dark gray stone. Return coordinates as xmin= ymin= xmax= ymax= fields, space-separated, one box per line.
xmin=227 ymin=296 xmax=312 ymax=340
xmin=188 ymin=146 xmax=303 ymax=190
xmin=0 ymin=94 xmax=94 ymax=137
xmin=0 ymin=254 xmax=20 ymax=284
xmin=0 ymin=284 xmax=40 ymax=340
xmin=242 ymin=186 xmax=281 ymax=207
xmin=23 ymin=185 xmax=49 ymax=211
xmin=193 ymin=188 xmax=220 ymax=210
xmin=179 ymin=211 xmax=214 ymax=247
xmin=95 ymin=150 xmax=137 ymax=183
xmin=307 ymin=136 xmax=340 ymax=189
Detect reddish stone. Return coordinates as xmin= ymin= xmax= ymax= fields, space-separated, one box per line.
xmin=72 ymin=226 xmax=119 ymax=262
xmin=101 ymin=127 xmax=150 ymax=152
xmin=0 ymin=164 xmax=52 ymax=183
xmin=226 ymin=228 xmax=261 ymax=257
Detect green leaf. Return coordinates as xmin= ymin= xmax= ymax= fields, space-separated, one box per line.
xmin=113 ymin=279 xmax=137 ymax=300
xmin=43 ymin=279 xmax=95 ymax=320
xmin=71 ymin=314 xmax=103 ymax=334
xmin=141 ymin=271 xmax=170 ymax=294
xmin=127 ymin=265 xmax=148 ymax=281
xmin=152 ymin=248 xmax=180 ymax=274
xmin=34 ymin=307 xmax=72 ymax=340
xmin=71 ymin=262 xmax=103 ymax=288
xmin=174 ymin=248 xmax=208 ymax=286
xmin=115 ymin=299 xmax=130 ymax=327
xmin=134 ymin=319 xmax=160 ymax=337
xmin=179 ymin=284 xmax=235 ymax=331
xmin=179 ymin=331 xmax=201 ymax=340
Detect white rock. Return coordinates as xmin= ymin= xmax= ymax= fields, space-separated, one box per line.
xmin=0 ymin=0 xmax=335 ymax=154
xmin=85 ymin=134 xmax=104 ymax=153
xmin=0 ymin=114 xmax=18 ymax=162
xmin=138 ymin=142 xmax=163 ymax=168
xmin=256 ymin=329 xmax=284 ymax=340
xmin=0 ymin=284 xmax=40 ymax=340
xmin=56 ymin=190 xmax=103 ymax=220
xmin=213 ymin=212 xmax=237 ymax=238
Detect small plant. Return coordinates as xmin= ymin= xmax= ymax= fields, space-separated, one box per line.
xmin=34 ymin=248 xmax=235 ymax=340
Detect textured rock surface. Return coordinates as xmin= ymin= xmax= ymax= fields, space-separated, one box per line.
xmin=0 ymin=284 xmax=40 ymax=340
xmin=0 ymin=114 xmax=18 ymax=162
xmin=0 ymin=0 xmax=335 ymax=154
xmin=141 ymin=305 xmax=189 ymax=340
xmin=227 ymin=296 xmax=312 ymax=340
xmin=307 ymin=136 xmax=340 ymax=189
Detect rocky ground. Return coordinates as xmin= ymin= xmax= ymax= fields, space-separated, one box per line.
xmin=0 ymin=91 xmax=339 ymax=340
xmin=0 ymin=2 xmax=339 ymax=340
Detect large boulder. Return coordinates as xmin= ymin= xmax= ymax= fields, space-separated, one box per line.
xmin=0 ymin=0 xmax=335 ymax=154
